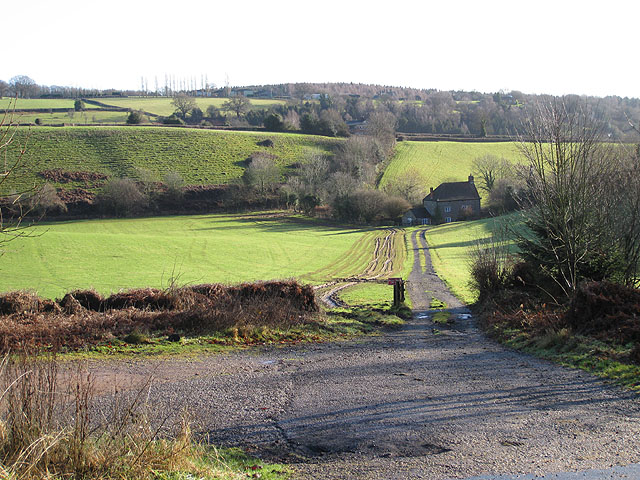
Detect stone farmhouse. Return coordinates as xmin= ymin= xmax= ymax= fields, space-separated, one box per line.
xmin=402 ymin=175 xmax=481 ymax=226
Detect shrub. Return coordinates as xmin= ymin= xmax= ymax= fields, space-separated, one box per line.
xmin=263 ymin=113 xmax=284 ymax=132
xmin=331 ymin=189 xmax=388 ymax=223
xmin=98 ymin=178 xmax=148 ymax=216
xmin=161 ymin=114 xmax=184 ymax=125
xmin=188 ymin=107 xmax=203 ymax=124
xmin=126 ymin=110 xmax=145 ymax=125
xmin=163 ymin=171 xmax=184 ymax=202
xmin=468 ymin=238 xmax=517 ymax=302
xmin=29 ymin=183 xmax=67 ymax=215
xmin=0 ymin=281 xmax=319 ymax=353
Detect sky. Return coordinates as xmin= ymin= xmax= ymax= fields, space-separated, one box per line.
xmin=3 ymin=0 xmax=639 ymax=98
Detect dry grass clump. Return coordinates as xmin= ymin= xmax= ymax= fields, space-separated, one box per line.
xmin=0 ymin=352 xmax=208 ymax=479
xmin=0 ymin=280 xmax=320 ymax=353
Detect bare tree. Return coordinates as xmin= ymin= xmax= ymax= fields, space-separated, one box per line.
xmin=516 ymin=98 xmax=618 ymax=296
xmin=283 ymin=110 xmax=300 ymax=130
xmin=381 ymin=167 xmax=427 ymax=204
xmin=472 ymin=154 xmax=511 ymax=193
xmin=171 ymin=93 xmax=197 ymax=120
xmin=222 ymin=96 xmax=251 ymax=118
xmin=366 ymin=110 xmax=397 ymax=159
xmin=297 ymin=153 xmax=330 ymax=198
xmin=0 ymin=99 xmax=39 ymax=251
xmin=610 ymin=138 xmax=640 ymax=286
xmin=325 ymin=171 xmax=361 ymax=199
xmin=98 ymin=178 xmax=148 ymax=216
xmin=242 ymin=153 xmax=280 ymax=194
xmin=9 ymin=75 xmax=37 ymax=98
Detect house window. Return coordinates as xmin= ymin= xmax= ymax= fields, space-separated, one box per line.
xmin=445 ymin=217 xmax=452 ymax=223
xmin=444 ymin=206 xmax=451 ymax=213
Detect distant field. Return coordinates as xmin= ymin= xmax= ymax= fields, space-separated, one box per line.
xmin=1 ymin=97 xmax=287 ymax=125
xmin=424 ymin=213 xmax=520 ymax=303
xmin=380 ymin=141 xmax=524 ymax=205
xmin=1 ymin=127 xmax=341 ymax=194
xmin=95 ymin=97 xmax=287 ymax=116
xmin=1 ymin=97 xmax=100 ymax=110
xmin=9 ymin=110 xmax=128 ymax=125
xmin=0 ymin=213 xmax=374 ymax=299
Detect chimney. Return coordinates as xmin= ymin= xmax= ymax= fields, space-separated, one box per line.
xmin=430 ymin=187 xmax=434 ymax=194
xmin=468 ymin=175 xmax=474 ymax=184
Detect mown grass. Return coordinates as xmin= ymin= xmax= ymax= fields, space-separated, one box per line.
xmin=424 ymin=214 xmax=520 ymax=304
xmin=1 ymin=126 xmax=341 ymax=194
xmin=338 ymin=283 xmax=393 ymax=309
xmin=0 ymin=213 xmax=369 ymax=299
xmin=379 ymin=141 xmax=524 ymax=205
xmin=1 ymin=97 xmax=100 ymax=110
xmin=95 ymin=97 xmax=287 ymax=116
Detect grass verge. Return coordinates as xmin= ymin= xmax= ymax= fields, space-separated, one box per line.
xmin=487 ymin=324 xmax=640 ymax=391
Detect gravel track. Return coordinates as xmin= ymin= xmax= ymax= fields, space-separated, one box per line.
xmin=90 ymin=227 xmax=640 ymax=479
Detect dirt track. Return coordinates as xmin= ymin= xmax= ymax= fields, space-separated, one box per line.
xmin=315 ymin=228 xmax=399 ymax=308
xmin=90 ymin=227 xmax=640 ymax=479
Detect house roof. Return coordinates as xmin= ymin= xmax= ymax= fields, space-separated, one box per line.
xmin=424 ymin=180 xmax=480 ymax=202
xmin=406 ymin=206 xmax=430 ymax=218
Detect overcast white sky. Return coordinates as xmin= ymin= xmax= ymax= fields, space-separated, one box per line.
xmin=3 ymin=0 xmax=639 ymax=98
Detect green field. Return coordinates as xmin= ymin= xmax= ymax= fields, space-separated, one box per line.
xmin=338 ymin=283 xmax=393 ymax=308
xmin=95 ymin=97 xmax=287 ymax=116
xmin=380 ymin=141 xmax=524 ymax=204
xmin=10 ymin=110 xmax=129 ymax=125
xmin=1 ymin=97 xmax=100 ymax=110
xmin=424 ymin=214 xmax=520 ymax=303
xmin=0 ymin=213 xmax=376 ymax=299
xmin=1 ymin=127 xmax=341 ymax=194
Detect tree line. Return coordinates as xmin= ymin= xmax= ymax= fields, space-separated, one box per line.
xmin=5 ymin=76 xmax=640 ymax=141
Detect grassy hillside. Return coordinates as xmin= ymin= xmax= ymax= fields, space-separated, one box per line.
xmin=380 ymin=141 xmax=524 ymax=204
xmin=95 ymin=97 xmax=286 ymax=116
xmin=1 ymin=127 xmax=341 ymax=194
xmin=424 ymin=213 xmax=521 ymax=303
xmin=0 ymin=213 xmax=377 ymax=299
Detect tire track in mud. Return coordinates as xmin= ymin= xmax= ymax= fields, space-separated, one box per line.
xmin=314 ymin=229 xmax=400 ymax=308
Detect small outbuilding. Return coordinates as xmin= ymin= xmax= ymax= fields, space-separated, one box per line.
xmin=402 ymin=206 xmax=431 ymax=226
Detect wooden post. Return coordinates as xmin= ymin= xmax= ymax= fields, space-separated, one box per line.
xmin=389 ymin=278 xmax=405 ymax=307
